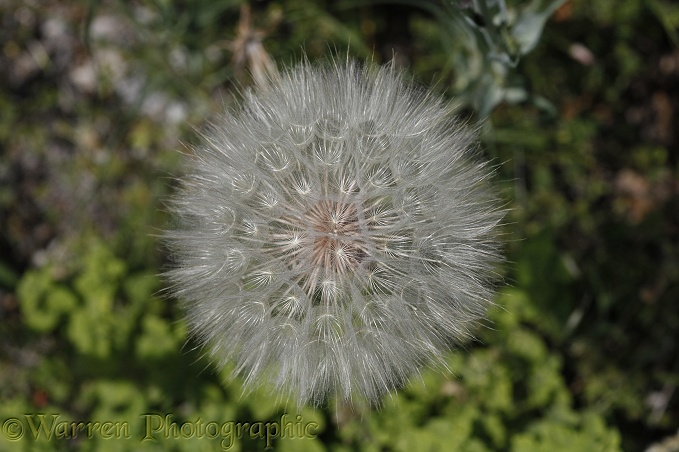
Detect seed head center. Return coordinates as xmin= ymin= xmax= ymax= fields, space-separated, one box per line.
xmin=305 ymin=200 xmax=367 ymax=273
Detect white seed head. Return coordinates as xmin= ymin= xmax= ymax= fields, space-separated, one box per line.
xmin=164 ymin=58 xmax=504 ymax=406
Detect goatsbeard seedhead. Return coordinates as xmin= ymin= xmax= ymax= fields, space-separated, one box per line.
xmin=164 ymin=58 xmax=504 ymax=407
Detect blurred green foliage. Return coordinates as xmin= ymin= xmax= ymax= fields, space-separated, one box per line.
xmin=1 ymin=0 xmax=678 ymax=450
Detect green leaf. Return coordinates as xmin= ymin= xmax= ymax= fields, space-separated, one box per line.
xmin=135 ymin=315 xmax=183 ymax=360
xmin=18 ymin=268 xmax=78 ymax=333
xmin=512 ymin=0 xmax=568 ymax=54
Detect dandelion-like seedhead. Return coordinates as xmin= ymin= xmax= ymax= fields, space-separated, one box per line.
xmin=164 ymin=58 xmax=504 ymax=407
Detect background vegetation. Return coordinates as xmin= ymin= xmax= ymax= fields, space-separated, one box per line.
xmin=1 ymin=0 xmax=677 ymax=450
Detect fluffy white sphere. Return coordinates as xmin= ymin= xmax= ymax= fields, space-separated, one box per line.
xmin=164 ymin=59 xmax=503 ymax=406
